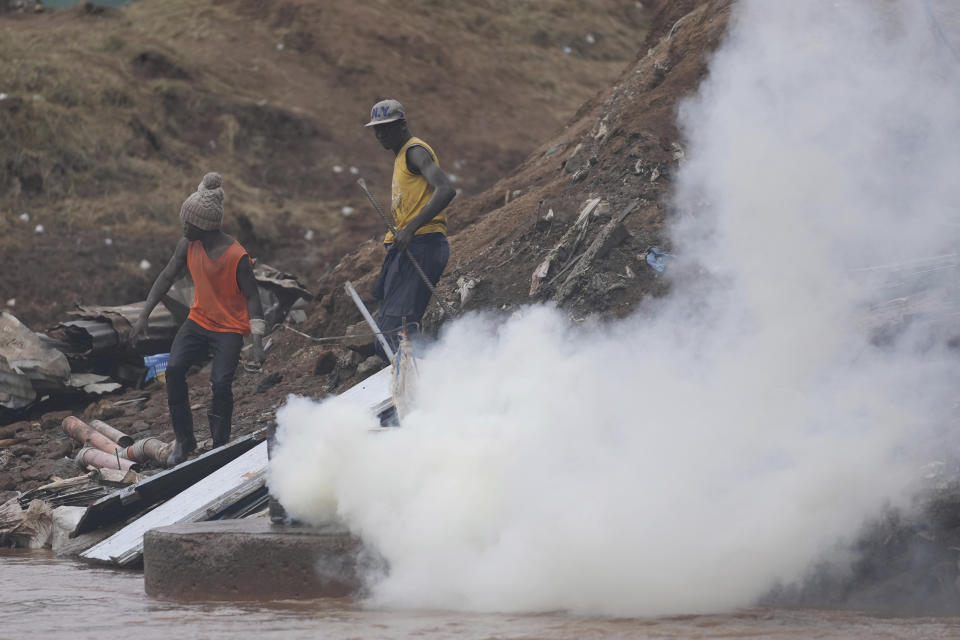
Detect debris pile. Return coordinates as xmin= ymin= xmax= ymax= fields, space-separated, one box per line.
xmin=0 ymin=265 xmax=312 ymax=419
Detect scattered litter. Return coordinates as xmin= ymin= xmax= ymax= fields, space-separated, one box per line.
xmin=332 ymin=165 xmax=344 ymax=173
xmin=544 ymin=208 xmax=555 ymax=221
xmin=563 ymin=46 xmax=572 ymax=55
xmin=585 ymin=33 xmax=596 ymax=44
xmin=104 ymin=238 xmax=113 ymax=246
xmin=34 ymin=224 xmax=44 ymax=234
xmin=256 ymin=99 xmax=267 ymax=107
xmin=143 ymin=353 xmax=169 ymax=383
xmin=595 ymin=121 xmax=608 ymax=140
xmin=276 ymin=43 xmax=285 ymax=51
xmin=645 ymin=246 xmax=672 ymax=273
xmin=624 ymin=265 xmax=635 ymax=279
xmin=349 ymin=166 xmax=359 ymax=175
xmin=139 ymin=259 xmax=151 ymax=270
xmin=448 ymin=174 xmax=458 ymax=183
xmin=544 ymin=144 xmax=564 ymax=158
xmin=18 ymin=212 xmax=29 ymax=222
xmin=0 ymin=93 xmax=8 ymax=101
xmin=341 ymin=206 xmax=355 ymax=216
xmin=456 ymin=276 xmax=479 ymax=307
xmin=304 ymin=229 xmax=315 ymax=241
xmin=0 ymin=498 xmax=52 ymax=549
xmin=5 ymin=299 xmax=14 ymax=307
xmin=672 ymin=142 xmax=685 ymax=162
xmin=112 ymin=396 xmax=148 ymax=407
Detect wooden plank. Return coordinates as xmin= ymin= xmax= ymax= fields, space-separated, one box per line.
xmin=82 ymin=442 xmax=268 ymax=566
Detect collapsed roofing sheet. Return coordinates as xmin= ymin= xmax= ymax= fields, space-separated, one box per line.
xmin=0 ymin=354 xmax=35 ymax=410
xmin=0 ymin=311 xmax=71 ymax=390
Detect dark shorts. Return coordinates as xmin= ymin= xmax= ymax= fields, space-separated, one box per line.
xmin=373 ymin=233 xmax=449 ymax=356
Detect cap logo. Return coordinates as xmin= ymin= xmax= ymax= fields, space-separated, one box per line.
xmin=372 ymin=104 xmax=397 ymax=120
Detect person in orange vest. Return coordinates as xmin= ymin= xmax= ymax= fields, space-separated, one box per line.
xmin=129 ymin=172 xmax=265 ymax=467
xmin=365 ymin=99 xmax=456 ymax=360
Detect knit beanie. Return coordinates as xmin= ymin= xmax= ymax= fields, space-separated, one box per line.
xmin=180 ymin=172 xmax=225 ymax=230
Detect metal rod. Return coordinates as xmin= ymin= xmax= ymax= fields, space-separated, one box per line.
xmin=344 ymin=280 xmax=395 ymax=362
xmin=356 ymin=178 xmax=457 ymax=318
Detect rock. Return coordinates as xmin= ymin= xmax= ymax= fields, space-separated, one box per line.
xmin=343 ymin=321 xmax=376 ymax=358
xmin=21 ymin=458 xmax=79 ymax=482
xmin=0 ymin=421 xmax=30 ymax=439
xmin=0 ymin=471 xmax=21 ymax=491
xmin=83 ymin=398 xmax=124 ymax=421
xmin=11 ymin=445 xmax=36 ymax=457
xmin=43 ymin=440 xmax=72 ymax=460
xmin=41 ymin=410 xmax=73 ymax=431
xmin=314 ymin=350 xmax=338 ymax=376
xmin=255 ymin=372 xmax=283 ymax=394
xmin=357 ymin=356 xmax=384 ymax=378
xmin=595 ymin=222 xmax=632 ymax=259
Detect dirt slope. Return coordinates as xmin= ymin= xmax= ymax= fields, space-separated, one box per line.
xmin=1 ymin=0 xmax=714 ymax=491
xmin=1 ymin=0 xmax=648 ymax=326
xmin=303 ymin=0 xmax=733 ymax=340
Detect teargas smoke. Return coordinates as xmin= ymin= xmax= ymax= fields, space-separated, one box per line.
xmin=270 ymin=0 xmax=960 ymax=617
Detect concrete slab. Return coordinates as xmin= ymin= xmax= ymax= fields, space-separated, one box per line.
xmin=143 ymin=518 xmax=367 ymax=600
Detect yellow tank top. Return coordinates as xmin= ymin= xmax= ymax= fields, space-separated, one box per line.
xmin=384 ymin=137 xmax=447 ymax=244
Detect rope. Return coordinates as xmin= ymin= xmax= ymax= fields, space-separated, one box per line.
xmin=278 ymin=322 xmax=420 ymax=345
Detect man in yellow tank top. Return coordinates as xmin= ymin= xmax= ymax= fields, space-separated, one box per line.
xmin=366 ymin=99 xmax=456 ymax=360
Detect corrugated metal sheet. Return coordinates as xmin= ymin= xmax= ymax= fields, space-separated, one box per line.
xmin=0 ymin=355 xmax=35 ymax=410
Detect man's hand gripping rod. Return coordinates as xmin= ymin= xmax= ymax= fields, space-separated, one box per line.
xmin=356 ymin=178 xmax=457 ymax=318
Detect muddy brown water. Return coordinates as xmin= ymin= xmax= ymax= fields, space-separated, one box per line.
xmin=3 ymin=550 xmax=960 ymax=640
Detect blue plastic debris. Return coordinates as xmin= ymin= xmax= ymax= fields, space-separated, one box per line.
xmin=645 ymin=247 xmax=672 ymax=273
xmin=143 ymin=353 xmax=169 ymax=383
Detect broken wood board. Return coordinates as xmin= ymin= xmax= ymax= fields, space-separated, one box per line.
xmin=82 ymin=443 xmax=268 ymax=567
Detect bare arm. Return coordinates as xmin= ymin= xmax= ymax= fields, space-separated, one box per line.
xmin=394 ymin=145 xmax=456 ymax=252
xmin=128 ymin=239 xmax=189 ymax=343
xmin=236 ymin=257 xmax=265 ymax=366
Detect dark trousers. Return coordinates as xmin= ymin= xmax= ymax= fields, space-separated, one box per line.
xmin=373 ymin=233 xmax=449 ymax=360
xmin=165 ymin=318 xmax=243 ymax=428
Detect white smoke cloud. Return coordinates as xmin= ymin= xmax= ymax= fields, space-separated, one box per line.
xmin=271 ymin=0 xmax=960 ymax=617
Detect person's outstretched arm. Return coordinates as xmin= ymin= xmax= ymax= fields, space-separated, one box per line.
xmin=128 ymin=238 xmax=189 ymax=344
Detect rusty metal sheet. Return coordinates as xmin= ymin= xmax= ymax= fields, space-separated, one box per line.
xmin=253 ymin=263 xmax=314 ymax=302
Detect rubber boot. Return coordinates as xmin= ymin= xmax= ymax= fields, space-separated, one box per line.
xmin=165 ymin=403 xmax=197 ymax=468
xmin=209 ymin=412 xmax=231 ymax=448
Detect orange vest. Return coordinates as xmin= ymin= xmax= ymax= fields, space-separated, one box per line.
xmin=187 ymin=239 xmax=251 ymax=335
